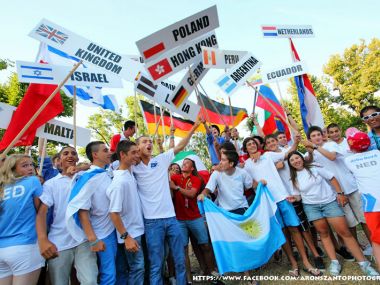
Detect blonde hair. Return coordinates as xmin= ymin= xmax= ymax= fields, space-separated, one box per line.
xmin=0 ymin=154 xmax=32 ymax=201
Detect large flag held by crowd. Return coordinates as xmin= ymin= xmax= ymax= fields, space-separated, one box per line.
xmin=198 ymin=183 xmax=286 ymax=274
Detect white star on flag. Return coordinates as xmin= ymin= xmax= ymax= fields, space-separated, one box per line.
xmin=155 ymin=64 xmax=165 ymax=75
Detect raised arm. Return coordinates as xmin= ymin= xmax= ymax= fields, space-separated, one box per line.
xmin=173 ymin=119 xmax=201 ymax=155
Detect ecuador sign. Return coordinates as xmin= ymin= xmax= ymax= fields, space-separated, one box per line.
xmin=201 ymin=47 xmax=247 ymax=69
xmin=136 ymin=5 xmax=219 ymax=63
xmin=261 ymin=25 xmax=314 ymax=38
xmin=262 ymin=61 xmax=308 ymax=84
xmin=29 ymin=19 xmax=141 ymax=82
xmin=145 ymin=31 xmax=218 ymax=82
xmin=216 ymin=53 xmax=262 ymax=96
xmin=16 ymin=61 xmax=123 ymax=88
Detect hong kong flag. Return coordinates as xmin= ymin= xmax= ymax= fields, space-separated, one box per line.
xmin=147 ymin=58 xmax=173 ymax=81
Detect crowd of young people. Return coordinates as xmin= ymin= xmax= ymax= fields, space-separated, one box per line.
xmin=0 ymin=105 xmax=380 ymax=285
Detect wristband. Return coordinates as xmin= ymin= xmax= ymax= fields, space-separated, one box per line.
xmin=337 ymin=192 xmax=344 ymax=195
xmin=170 ymin=135 xmax=175 ymax=139
xmin=90 ymin=239 xmax=100 ymax=247
xmin=175 ymin=186 xmax=181 ymax=192
xmin=120 ymin=231 xmax=129 ymax=239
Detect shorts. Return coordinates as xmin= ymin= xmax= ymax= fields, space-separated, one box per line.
xmin=178 ymin=217 xmax=209 ymax=247
xmin=364 ymin=212 xmax=380 ymax=244
xmin=275 ymin=200 xmax=301 ymax=228
xmin=303 ymin=200 xmax=345 ymax=222
xmin=344 ymin=191 xmax=366 ymax=226
xmin=0 ymin=243 xmax=44 ymax=278
xmin=293 ymin=201 xmax=311 ymax=232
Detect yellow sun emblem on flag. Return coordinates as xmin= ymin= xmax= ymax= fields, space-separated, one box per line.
xmin=239 ymin=219 xmax=262 ymax=239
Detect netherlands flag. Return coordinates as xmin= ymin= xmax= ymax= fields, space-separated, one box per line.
xmin=262 ymin=26 xmax=278 ymax=37
xmin=290 ymin=39 xmax=324 ymax=132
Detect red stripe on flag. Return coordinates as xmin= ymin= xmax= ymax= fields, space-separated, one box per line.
xmin=143 ymin=42 xmax=165 ymax=59
xmin=203 ymin=50 xmax=209 ymax=65
xmin=211 ymin=51 xmax=216 ymax=65
xmin=262 ymin=26 xmax=277 ymax=30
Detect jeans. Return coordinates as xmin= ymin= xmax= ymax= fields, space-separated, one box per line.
xmin=48 ymin=242 xmax=98 ymax=285
xmin=97 ymin=231 xmax=117 ymax=285
xmin=125 ymin=235 xmax=145 ymax=285
xmin=115 ymin=243 xmax=128 ymax=285
xmin=144 ymin=217 xmax=186 ymax=285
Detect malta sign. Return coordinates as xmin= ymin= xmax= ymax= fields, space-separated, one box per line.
xmin=201 ymin=47 xmax=247 ymax=69
xmin=262 ymin=61 xmax=308 ymax=83
xmin=216 ymin=53 xmax=262 ymax=96
xmin=16 ymin=61 xmax=123 ymax=88
xmin=145 ymin=31 xmax=218 ymax=82
xmin=261 ymin=25 xmax=314 ymax=38
xmin=136 ymin=5 xmax=219 ymax=63
xmin=29 ymin=19 xmax=141 ymax=82
xmin=36 ymin=119 xmax=91 ymax=147
xmin=0 ymin=102 xmax=90 ymax=146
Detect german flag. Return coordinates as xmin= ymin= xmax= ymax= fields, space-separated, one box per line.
xmin=139 ymin=96 xmax=248 ymax=138
xmin=171 ymin=86 xmax=188 ymax=107
xmin=199 ymin=93 xmax=248 ymax=131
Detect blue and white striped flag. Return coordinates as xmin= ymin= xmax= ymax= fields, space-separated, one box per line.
xmin=37 ymin=43 xmax=120 ymax=112
xmin=198 ymin=183 xmax=285 ymax=274
xmin=18 ymin=64 xmax=54 ymax=81
xmin=216 ymin=75 xmax=238 ymax=95
xmin=65 ymin=168 xmax=106 ymax=241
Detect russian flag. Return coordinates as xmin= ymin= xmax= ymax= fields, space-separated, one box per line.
xmin=262 ymin=26 xmax=278 ymax=37
xmin=290 ymin=39 xmax=324 ymax=132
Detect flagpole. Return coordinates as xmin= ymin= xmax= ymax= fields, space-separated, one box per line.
xmin=38 ymin=138 xmax=47 ymax=176
xmin=188 ymin=67 xmax=210 ymax=123
xmin=228 ymin=96 xmax=233 ymax=127
xmin=247 ymin=81 xmax=298 ymax=133
xmin=160 ymin=106 xmax=166 ymax=144
xmin=1 ymin=60 xmax=83 ymax=157
xmin=73 ymin=86 xmax=77 ymax=149
xmin=252 ymin=86 xmax=258 ymax=115
xmin=134 ymin=90 xmax=138 ymax=137
xmin=275 ymin=81 xmax=294 ymax=140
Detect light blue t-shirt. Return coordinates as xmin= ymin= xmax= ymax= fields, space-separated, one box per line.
xmin=0 ymin=176 xmax=42 ymax=248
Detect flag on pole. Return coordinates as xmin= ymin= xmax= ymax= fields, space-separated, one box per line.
xmin=203 ymin=49 xmax=216 ymax=66
xmin=198 ymin=183 xmax=285 ymax=274
xmin=290 ymin=39 xmax=324 ymax=132
xmin=0 ymin=83 xmax=63 ymax=150
xmin=38 ymin=43 xmax=119 ymax=112
xmin=256 ymin=85 xmax=291 ymax=139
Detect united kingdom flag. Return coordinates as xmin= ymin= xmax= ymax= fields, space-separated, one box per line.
xmin=36 ymin=24 xmax=68 ymax=45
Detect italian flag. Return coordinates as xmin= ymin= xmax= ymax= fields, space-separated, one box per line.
xmin=172 ymin=150 xmax=207 ymax=171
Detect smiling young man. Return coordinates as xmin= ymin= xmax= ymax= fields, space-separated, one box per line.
xmin=76 ymin=141 xmax=116 ymax=285
xmin=107 ymin=140 xmax=144 ymax=285
xmin=36 ymin=146 xmax=98 ymax=285
xmin=133 ymin=119 xmax=201 ymax=285
xmin=360 ymin=106 xmax=380 ymax=150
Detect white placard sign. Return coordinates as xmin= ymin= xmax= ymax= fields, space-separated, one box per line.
xmin=36 ymin=119 xmax=91 ymax=147
xmin=29 ymin=19 xmax=141 ymax=82
xmin=168 ymin=60 xmax=209 ymax=108
xmin=261 ymin=25 xmax=314 ymax=38
xmin=134 ymin=72 xmax=200 ymax=120
xmin=145 ymin=31 xmax=218 ymax=82
xmin=16 ymin=61 xmax=123 ymax=88
xmin=215 ymin=53 xmax=262 ymax=96
xmin=0 ymin=102 xmax=15 ymax=129
xmin=262 ymin=61 xmax=308 ymax=83
xmin=201 ymin=47 xmax=247 ymax=69
xmin=136 ymin=5 xmax=219 ymax=63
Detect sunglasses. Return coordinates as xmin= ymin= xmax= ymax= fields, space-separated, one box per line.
xmin=362 ymin=111 xmax=380 ymax=121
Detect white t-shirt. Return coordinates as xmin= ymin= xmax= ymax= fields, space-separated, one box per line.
xmin=274 ymin=148 xmax=293 ymax=196
xmin=311 ymin=141 xmax=357 ymax=194
xmin=40 ymin=174 xmax=83 ymax=251
xmin=292 ymin=167 xmax=336 ymax=205
xmin=133 ymin=149 xmax=176 ymax=219
xmin=344 ymin=150 xmax=380 ymax=212
xmin=206 ymin=167 xmax=251 ymax=211
xmin=81 ymin=166 xmax=115 ymax=239
xmin=244 ymin=152 xmax=290 ymax=203
xmin=107 ymin=169 xmax=144 ymax=242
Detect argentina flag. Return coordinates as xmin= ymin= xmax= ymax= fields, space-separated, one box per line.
xmin=198 ymin=184 xmax=285 ymax=274
xmin=36 ymin=43 xmax=119 ymax=112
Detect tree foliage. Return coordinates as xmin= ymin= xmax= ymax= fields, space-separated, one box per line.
xmin=323 ymin=38 xmax=380 ymax=114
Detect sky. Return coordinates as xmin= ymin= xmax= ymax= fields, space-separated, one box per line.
xmin=0 ymin=0 xmax=379 ymax=131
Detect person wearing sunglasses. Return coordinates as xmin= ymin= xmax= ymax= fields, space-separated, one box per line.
xmin=360 ymin=106 xmax=380 ymax=150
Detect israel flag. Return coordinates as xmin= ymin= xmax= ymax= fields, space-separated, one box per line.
xmin=198 ymin=184 xmax=285 ymax=274
xmin=36 ymin=43 xmax=119 ymax=112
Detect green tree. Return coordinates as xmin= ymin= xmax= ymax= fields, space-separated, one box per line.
xmin=323 ymin=38 xmax=380 ymax=114
xmin=125 ymin=95 xmax=147 ymax=137
xmin=187 ymin=132 xmax=211 ymax=170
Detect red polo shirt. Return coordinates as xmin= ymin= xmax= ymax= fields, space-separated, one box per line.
xmin=171 ymin=174 xmax=202 ymax=221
